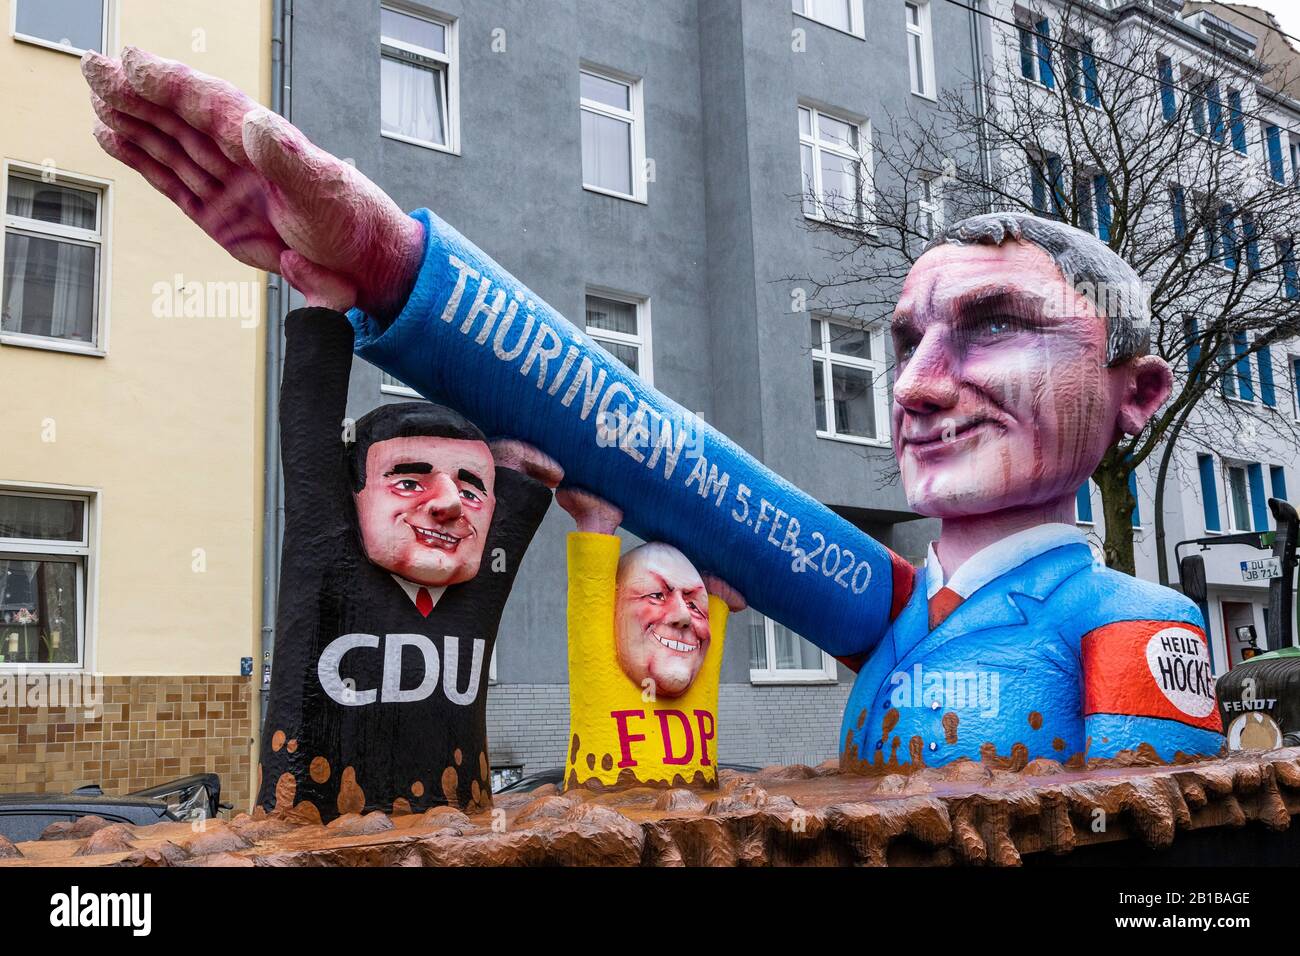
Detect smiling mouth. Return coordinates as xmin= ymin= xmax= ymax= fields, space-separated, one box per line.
xmin=404 ymin=520 xmax=464 ymax=551
xmin=649 ymin=629 xmax=701 ymax=654
xmin=903 ymin=418 xmax=997 ymax=452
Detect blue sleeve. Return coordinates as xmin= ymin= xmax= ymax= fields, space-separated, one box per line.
xmin=347 ymin=208 xmax=897 ymax=657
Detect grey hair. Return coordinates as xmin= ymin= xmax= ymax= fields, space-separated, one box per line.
xmin=924 ymin=212 xmax=1149 ymax=365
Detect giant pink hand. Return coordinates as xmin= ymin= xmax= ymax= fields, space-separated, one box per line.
xmin=81 ymin=46 xmax=424 ymax=318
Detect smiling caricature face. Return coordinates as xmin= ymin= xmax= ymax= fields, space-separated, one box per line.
xmin=353 ymin=436 xmax=496 ymax=587
xmin=890 ymin=240 xmax=1142 ymax=519
xmin=615 ymin=543 xmax=711 ymax=699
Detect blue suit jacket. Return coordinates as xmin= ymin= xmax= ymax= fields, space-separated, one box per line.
xmin=840 ymin=541 xmax=1226 ymax=768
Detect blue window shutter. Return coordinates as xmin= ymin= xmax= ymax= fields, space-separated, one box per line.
xmin=1158 ymin=57 xmax=1176 ymax=119
xmin=1295 ymin=357 xmax=1300 ymax=415
xmin=1171 ymin=186 xmax=1186 ymax=238
xmin=1233 ymin=332 xmax=1253 ymax=401
xmin=1199 ymin=455 xmax=1221 ymax=531
xmin=1030 ymin=157 xmax=1046 ymax=212
xmin=1228 ymin=90 xmax=1247 ymax=152
xmin=1243 ymin=213 xmax=1260 ymax=272
xmin=1036 ymin=19 xmax=1054 ymax=89
xmin=1127 ymin=470 xmax=1141 ymax=527
xmin=1075 ymin=482 xmax=1093 ymax=523
xmin=1208 ymin=83 xmax=1225 ymax=143
xmin=1083 ymin=45 xmax=1099 ymax=104
xmin=1184 ymin=315 xmax=1201 ymax=381
xmin=1220 ymin=207 xmax=1238 ymax=269
xmin=1258 ymin=344 xmax=1276 ymax=407
xmin=1247 ymin=463 xmax=1269 ymax=530
xmin=1093 ymin=174 xmax=1111 ymax=242
xmin=1267 ymin=125 xmax=1285 ymax=182
xmin=1047 ymin=155 xmax=1065 ymax=217
xmin=1019 ymin=27 xmax=1036 ymax=79
xmin=1283 ymin=241 xmax=1300 ymax=299
xmin=1271 ymin=465 xmax=1288 ymax=502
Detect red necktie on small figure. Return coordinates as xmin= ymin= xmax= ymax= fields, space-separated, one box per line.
xmin=415 ymin=587 xmax=434 ymax=618
xmin=928 ymin=586 xmax=963 ymax=631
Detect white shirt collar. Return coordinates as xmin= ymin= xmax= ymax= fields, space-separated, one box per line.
xmin=391 ymin=574 xmax=447 ymax=611
xmin=925 ymin=523 xmax=1090 ymax=601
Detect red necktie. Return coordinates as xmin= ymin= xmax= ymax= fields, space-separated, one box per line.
xmin=928 ymin=586 xmax=963 ymax=631
xmin=415 ymin=587 xmax=434 ymax=618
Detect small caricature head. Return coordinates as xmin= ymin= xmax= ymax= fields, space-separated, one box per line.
xmin=351 ymin=403 xmax=495 ymax=587
xmin=891 ymin=213 xmax=1171 ymax=519
xmin=614 ymin=542 xmax=711 ymax=698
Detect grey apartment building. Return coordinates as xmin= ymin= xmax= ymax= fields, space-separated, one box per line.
xmin=278 ymin=0 xmax=984 ymax=780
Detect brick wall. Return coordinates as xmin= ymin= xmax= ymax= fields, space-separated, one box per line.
xmin=0 ymin=675 xmax=253 ymax=808
xmin=485 ymin=681 xmax=850 ymax=776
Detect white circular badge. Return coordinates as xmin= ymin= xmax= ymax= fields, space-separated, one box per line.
xmin=1144 ymin=627 xmax=1215 ymax=718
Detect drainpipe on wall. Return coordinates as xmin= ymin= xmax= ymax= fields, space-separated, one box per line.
xmin=967 ymin=0 xmax=993 ymax=213
xmin=260 ymin=0 xmax=292 ymax=731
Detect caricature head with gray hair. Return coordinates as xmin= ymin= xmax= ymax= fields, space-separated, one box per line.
xmin=894 ymin=212 xmax=1170 ymax=520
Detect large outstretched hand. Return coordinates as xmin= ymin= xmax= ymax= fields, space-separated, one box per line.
xmin=81 ymin=46 xmax=423 ymax=318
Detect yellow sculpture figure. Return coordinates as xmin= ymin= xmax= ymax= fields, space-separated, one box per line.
xmin=557 ymin=490 xmax=745 ymax=790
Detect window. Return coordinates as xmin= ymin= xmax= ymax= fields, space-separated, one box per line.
xmin=379 ymin=370 xmax=420 ymax=397
xmin=12 ymin=0 xmax=107 ymax=54
xmin=1029 ymin=152 xmax=1064 ymax=218
xmin=1017 ymin=17 xmax=1054 ymax=88
xmin=580 ymin=67 xmax=645 ymax=202
xmin=811 ymin=315 xmax=888 ymax=444
xmin=1076 ymin=172 xmax=1111 ymax=241
xmin=1264 ymin=125 xmax=1285 ymax=183
xmin=799 ymin=105 xmax=867 ymax=223
xmin=1292 ymin=355 xmax=1300 ymax=419
xmin=917 ymin=172 xmax=944 ymax=239
xmin=1198 ymin=454 xmax=1221 ymax=532
xmin=1065 ymin=37 xmax=1099 ymax=106
xmin=1188 ymin=78 xmax=1225 ymax=144
xmin=1226 ymin=89 xmax=1247 ymax=153
xmin=1170 ymin=185 xmax=1188 ymax=240
xmin=0 ymin=491 xmax=91 ymax=669
xmin=3 ymin=169 xmax=106 ymax=351
xmin=1074 ymin=480 xmax=1094 ymax=525
xmin=1157 ymin=56 xmax=1177 ymax=121
xmin=1279 ymin=240 xmax=1299 ymax=299
xmin=585 ymin=291 xmax=651 ymax=382
xmin=1257 ymin=343 xmax=1276 ymax=408
xmin=1226 ymin=463 xmax=1252 ymax=531
xmin=380 ymin=5 xmax=458 ymax=153
xmin=905 ymin=2 xmax=935 ymax=98
xmin=1290 ymin=137 xmax=1300 ymax=186
xmin=749 ymin=615 xmax=837 ymax=683
xmin=793 ymin=0 xmax=864 ymax=37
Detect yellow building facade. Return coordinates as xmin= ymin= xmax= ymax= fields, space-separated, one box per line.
xmin=0 ymin=0 xmax=269 ymax=809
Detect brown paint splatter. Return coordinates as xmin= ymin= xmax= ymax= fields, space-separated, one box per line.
xmin=942 ymin=712 xmax=959 ymax=744
xmin=471 ymin=780 xmax=481 ymax=804
xmin=908 ymin=735 xmax=926 ymax=767
xmin=1028 ymin=711 xmax=1043 ymax=730
xmin=337 ymin=766 xmax=365 ymax=816
xmin=881 ymin=708 xmax=899 ymax=741
xmin=411 ymin=780 xmax=425 ymax=798
xmin=309 ymin=756 xmax=330 ymax=784
xmin=391 ymin=798 xmax=411 ymax=816
xmin=586 ymin=752 xmax=596 ymax=770
xmin=271 ymin=730 xmax=285 ymax=752
xmin=479 ymin=751 xmax=489 ymax=783
xmin=441 ymin=766 xmax=458 ymax=805
xmin=856 ymin=708 xmax=868 ymax=730
xmin=601 ymin=753 xmax=614 ymax=772
xmin=454 ymin=748 xmax=463 ymax=766
xmin=273 ymin=772 xmax=295 ymax=813
xmin=1052 ymin=737 xmax=1066 ymax=751
xmin=290 ymin=800 xmax=322 ymax=826
xmin=569 ymin=734 xmax=580 ymax=763
xmin=287 ymin=738 xmax=298 ymax=753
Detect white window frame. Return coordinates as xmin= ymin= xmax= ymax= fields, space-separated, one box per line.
xmin=792 ymin=0 xmax=865 ymax=39
xmin=1015 ymin=16 xmax=1050 ymax=88
xmin=917 ymin=171 xmax=944 ymax=240
xmin=579 ymin=64 xmax=647 ymax=204
xmin=1223 ymin=462 xmax=1254 ymax=533
xmin=10 ymin=0 xmax=111 ymax=57
xmin=799 ymin=103 xmax=871 ymax=227
xmin=750 ymin=615 xmax=838 ymax=684
xmin=379 ymin=370 xmax=420 ymax=397
xmin=1290 ymin=353 xmax=1300 ymax=423
xmin=1074 ymin=478 xmax=1096 ymax=526
xmin=811 ymin=314 xmax=890 ymax=447
xmin=0 ymin=484 xmax=99 ymax=673
xmin=905 ymin=1 xmax=936 ymax=100
xmin=379 ymin=4 xmax=460 ymax=155
xmin=1 ymin=162 xmax=112 ymax=356
xmin=584 ymin=287 xmax=653 ymax=385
